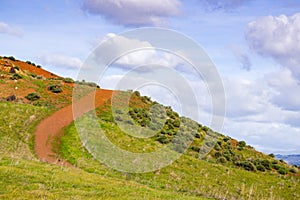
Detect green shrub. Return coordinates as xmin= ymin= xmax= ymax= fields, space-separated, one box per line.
xmin=10 ymin=73 xmax=22 ymax=80
xmin=261 ymin=160 xmax=272 ymax=170
xmin=238 ymin=141 xmax=246 ymax=148
xmin=7 ymin=56 xmax=16 ymax=61
xmin=63 ymin=77 xmax=74 ymax=83
xmin=256 ymin=165 xmax=266 ymax=172
xmin=278 ymin=168 xmax=288 ymax=175
xmin=25 ymin=93 xmax=40 ymax=101
xmin=36 ymin=65 xmax=42 ymax=68
xmin=14 ymin=66 xmax=20 ymax=70
xmin=289 ymin=168 xmax=297 ymax=173
xmin=191 ymin=146 xmax=201 ymax=152
xmin=218 ymin=156 xmax=227 ymax=163
xmin=235 ymin=161 xmax=257 ymax=171
xmin=156 ymin=135 xmax=170 ymax=144
xmin=48 ymin=84 xmax=63 ymax=93
xmin=268 ymin=153 xmax=275 ymax=158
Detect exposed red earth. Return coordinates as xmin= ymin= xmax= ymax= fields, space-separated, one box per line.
xmin=34 ymin=89 xmax=113 ymax=166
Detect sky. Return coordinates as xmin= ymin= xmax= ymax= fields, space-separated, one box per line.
xmin=1 ymin=0 xmax=300 ymax=154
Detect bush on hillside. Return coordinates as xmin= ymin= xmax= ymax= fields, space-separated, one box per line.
xmin=7 ymin=56 xmax=16 ymax=61
xmin=10 ymin=73 xmax=22 ymax=80
xmin=48 ymin=84 xmax=63 ymax=93
xmin=235 ymin=161 xmax=257 ymax=171
xmin=63 ymin=77 xmax=74 ymax=83
xmin=26 ymin=93 xmax=40 ymax=101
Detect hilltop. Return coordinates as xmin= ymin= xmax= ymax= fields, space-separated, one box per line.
xmin=0 ymin=56 xmax=299 ymax=199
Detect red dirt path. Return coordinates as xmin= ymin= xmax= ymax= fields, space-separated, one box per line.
xmin=34 ymin=89 xmax=113 ymax=166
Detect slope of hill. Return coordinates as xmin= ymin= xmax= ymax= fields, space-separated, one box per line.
xmin=0 ymin=56 xmax=299 ymax=199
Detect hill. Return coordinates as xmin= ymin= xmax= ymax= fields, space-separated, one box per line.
xmin=0 ymin=56 xmax=299 ymax=199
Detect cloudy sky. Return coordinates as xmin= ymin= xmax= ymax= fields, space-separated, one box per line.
xmin=1 ymin=0 xmax=300 ymax=154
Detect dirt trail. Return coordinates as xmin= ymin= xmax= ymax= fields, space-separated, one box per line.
xmin=34 ymin=89 xmax=113 ymax=166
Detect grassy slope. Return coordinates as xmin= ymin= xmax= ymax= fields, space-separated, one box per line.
xmin=58 ymin=93 xmax=300 ymax=200
xmin=0 ymin=103 xmax=206 ymax=200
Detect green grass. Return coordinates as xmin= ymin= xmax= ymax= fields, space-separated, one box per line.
xmin=0 ymin=157 xmax=204 ymax=200
xmin=0 ymin=102 xmax=207 ymax=199
xmin=0 ymin=102 xmax=53 ymax=159
xmin=59 ymin=115 xmax=300 ymax=199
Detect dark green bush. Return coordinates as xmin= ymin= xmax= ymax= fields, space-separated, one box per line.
xmin=191 ymin=146 xmax=201 ymax=152
xmin=278 ymin=168 xmax=288 ymax=175
xmin=268 ymin=153 xmax=275 ymax=158
xmin=289 ymin=168 xmax=297 ymax=173
xmin=7 ymin=56 xmax=16 ymax=61
xmin=218 ymin=156 xmax=227 ymax=163
xmin=156 ymin=135 xmax=170 ymax=144
xmin=256 ymin=165 xmax=266 ymax=172
xmin=238 ymin=141 xmax=246 ymax=148
xmin=14 ymin=66 xmax=20 ymax=70
xmin=36 ymin=65 xmax=42 ymax=68
xmin=48 ymin=84 xmax=63 ymax=93
xmin=235 ymin=161 xmax=257 ymax=171
xmin=261 ymin=160 xmax=272 ymax=170
xmin=26 ymin=93 xmax=40 ymax=101
xmin=10 ymin=73 xmax=22 ymax=80
xmin=63 ymin=77 xmax=74 ymax=83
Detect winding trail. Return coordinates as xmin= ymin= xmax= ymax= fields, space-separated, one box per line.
xmin=34 ymin=89 xmax=113 ymax=166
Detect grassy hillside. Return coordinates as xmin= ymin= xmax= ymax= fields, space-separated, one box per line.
xmin=0 ymin=102 xmax=204 ymax=200
xmin=57 ymin=91 xmax=300 ymax=199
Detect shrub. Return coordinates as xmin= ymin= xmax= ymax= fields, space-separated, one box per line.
xmin=268 ymin=153 xmax=275 ymax=158
xmin=7 ymin=56 xmax=16 ymax=61
xmin=133 ymin=91 xmax=140 ymax=97
xmin=235 ymin=161 xmax=257 ymax=171
xmin=256 ymin=165 xmax=266 ymax=172
xmin=48 ymin=84 xmax=63 ymax=93
xmin=238 ymin=141 xmax=246 ymax=148
xmin=218 ymin=156 xmax=227 ymax=163
xmin=278 ymin=168 xmax=288 ymax=175
xmin=6 ymin=95 xmax=16 ymax=102
xmin=63 ymin=77 xmax=74 ymax=83
xmin=272 ymin=164 xmax=281 ymax=170
xmin=26 ymin=93 xmax=40 ymax=101
xmin=191 ymin=146 xmax=201 ymax=152
xmin=289 ymin=168 xmax=297 ymax=173
xmin=261 ymin=160 xmax=272 ymax=170
xmin=36 ymin=65 xmax=42 ymax=68
xmin=156 ymin=135 xmax=170 ymax=144
xmin=10 ymin=73 xmax=22 ymax=80
xmin=14 ymin=66 xmax=20 ymax=70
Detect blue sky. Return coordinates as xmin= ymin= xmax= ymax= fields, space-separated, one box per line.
xmin=1 ymin=0 xmax=300 ymax=154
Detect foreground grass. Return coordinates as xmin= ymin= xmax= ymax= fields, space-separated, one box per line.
xmin=0 ymin=102 xmax=52 ymax=159
xmin=0 ymin=157 xmax=205 ymax=200
xmin=0 ymin=102 xmax=208 ymax=199
xmin=59 ymin=112 xmax=300 ymax=200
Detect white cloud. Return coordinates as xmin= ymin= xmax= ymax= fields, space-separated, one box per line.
xmin=94 ymin=33 xmax=184 ymax=71
xmin=82 ymin=0 xmax=181 ymax=26
xmin=199 ymin=0 xmax=252 ymax=10
xmin=0 ymin=22 xmax=23 ymax=37
xmin=37 ymin=54 xmax=83 ymax=69
xmin=246 ymin=13 xmax=300 ymax=76
xmin=266 ymin=68 xmax=300 ymax=111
